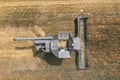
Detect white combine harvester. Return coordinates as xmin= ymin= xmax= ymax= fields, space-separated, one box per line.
xmin=13 ymin=17 xmax=89 ymax=69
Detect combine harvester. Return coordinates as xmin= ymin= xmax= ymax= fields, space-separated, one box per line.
xmin=13 ymin=17 xmax=89 ymax=69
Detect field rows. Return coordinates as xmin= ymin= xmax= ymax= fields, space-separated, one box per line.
xmin=0 ymin=0 xmax=120 ymax=80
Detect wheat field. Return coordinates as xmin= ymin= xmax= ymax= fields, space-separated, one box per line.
xmin=0 ymin=0 xmax=120 ymax=80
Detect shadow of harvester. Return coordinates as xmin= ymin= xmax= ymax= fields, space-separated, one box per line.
xmin=15 ymin=46 xmax=63 ymax=66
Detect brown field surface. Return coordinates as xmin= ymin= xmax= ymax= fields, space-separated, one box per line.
xmin=0 ymin=0 xmax=120 ymax=80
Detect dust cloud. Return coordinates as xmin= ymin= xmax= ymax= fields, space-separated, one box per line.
xmin=32 ymin=25 xmax=46 ymax=37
